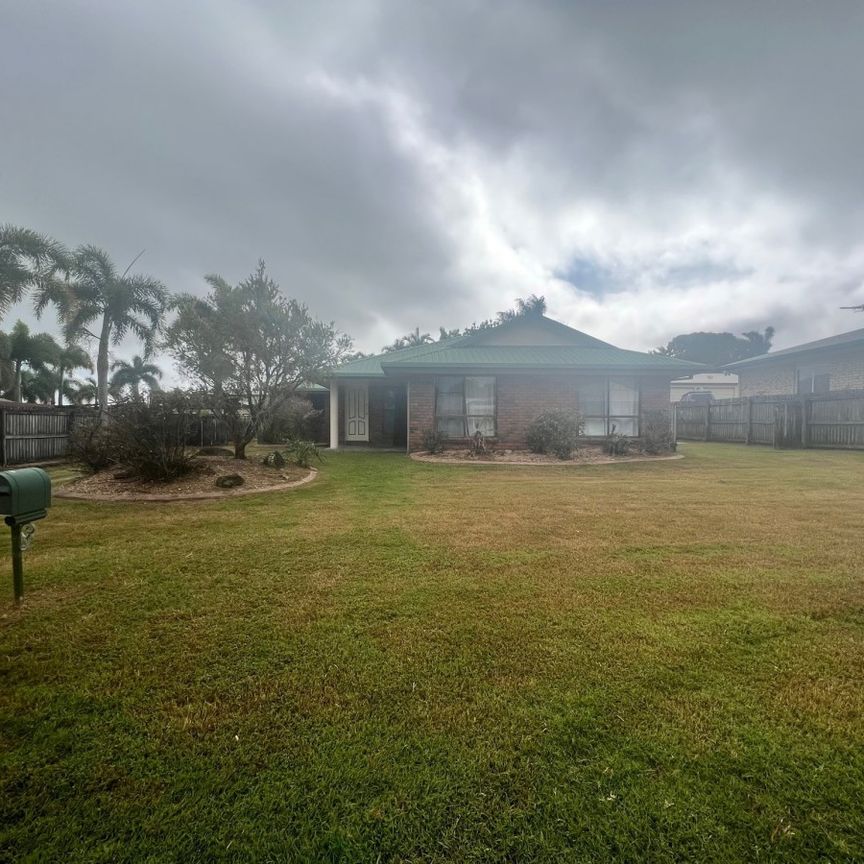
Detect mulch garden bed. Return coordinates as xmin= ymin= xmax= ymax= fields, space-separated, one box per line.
xmin=56 ymin=453 xmax=316 ymax=501
xmin=411 ymin=444 xmax=682 ymax=466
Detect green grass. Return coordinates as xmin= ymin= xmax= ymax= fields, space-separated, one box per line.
xmin=2 ymin=443 xmax=863 ymax=862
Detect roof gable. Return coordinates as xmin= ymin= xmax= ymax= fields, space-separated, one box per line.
xmin=331 ymin=314 xmax=705 ymax=377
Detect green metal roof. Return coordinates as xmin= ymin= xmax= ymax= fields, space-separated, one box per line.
xmin=382 ymin=345 xmax=701 ymax=372
xmin=330 ymin=316 xmax=705 ymax=377
xmin=725 ymin=327 xmax=864 ymax=369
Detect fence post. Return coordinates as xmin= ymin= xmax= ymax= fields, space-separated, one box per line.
xmin=800 ymin=396 xmax=810 ymax=449
xmin=744 ymin=398 xmax=752 ymax=445
xmin=0 ymin=407 xmax=5 ymax=468
xmin=704 ymin=404 xmax=711 ymax=441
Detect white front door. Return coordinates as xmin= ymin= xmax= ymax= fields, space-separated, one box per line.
xmin=345 ymin=384 xmax=369 ymax=442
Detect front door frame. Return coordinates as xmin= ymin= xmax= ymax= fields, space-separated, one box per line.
xmin=344 ymin=382 xmax=369 ymax=442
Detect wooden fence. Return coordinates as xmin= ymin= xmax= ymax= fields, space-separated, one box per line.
xmin=0 ymin=405 xmax=232 ymax=467
xmin=674 ymin=390 xmax=864 ymax=450
xmin=0 ymin=405 xmax=85 ymax=466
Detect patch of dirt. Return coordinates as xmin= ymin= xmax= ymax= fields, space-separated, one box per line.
xmin=56 ymin=455 xmax=314 ymax=501
xmin=411 ymin=444 xmax=682 ymax=466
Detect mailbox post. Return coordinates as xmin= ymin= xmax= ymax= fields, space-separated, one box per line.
xmin=0 ymin=468 xmax=52 ymax=604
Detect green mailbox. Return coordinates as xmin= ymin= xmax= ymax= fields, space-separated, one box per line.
xmin=0 ymin=468 xmax=52 ymax=604
xmin=0 ymin=468 xmax=52 ymax=524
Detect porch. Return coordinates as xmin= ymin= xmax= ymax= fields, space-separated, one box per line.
xmin=328 ymin=379 xmax=408 ymax=451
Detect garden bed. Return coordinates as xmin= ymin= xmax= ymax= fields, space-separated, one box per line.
xmin=411 ymin=444 xmax=681 ymax=466
xmin=55 ymin=453 xmax=316 ymax=501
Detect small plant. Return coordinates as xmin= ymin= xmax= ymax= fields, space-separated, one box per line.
xmin=639 ymin=409 xmax=677 ymax=454
xmin=526 ymin=411 xmax=583 ymax=459
xmin=468 ymin=430 xmax=489 ymax=458
xmin=285 ymin=439 xmax=321 ymax=469
xmin=422 ymin=430 xmax=446 ymax=454
xmin=605 ymin=424 xmax=631 ymax=456
xmin=262 ymin=450 xmax=287 ymax=468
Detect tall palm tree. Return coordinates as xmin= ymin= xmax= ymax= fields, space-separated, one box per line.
xmin=110 ymin=354 xmax=162 ymax=397
xmin=54 ymin=343 xmax=93 ymax=406
xmin=0 ymin=225 xmax=69 ymax=319
xmin=0 ymin=321 xmax=61 ymax=402
xmin=60 ymin=246 xmax=167 ymax=412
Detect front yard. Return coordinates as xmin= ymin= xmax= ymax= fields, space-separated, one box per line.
xmin=2 ymin=444 xmax=863 ymax=862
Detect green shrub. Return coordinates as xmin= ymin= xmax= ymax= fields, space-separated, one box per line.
xmin=285 ymin=440 xmax=321 ymax=469
xmin=258 ymin=395 xmax=323 ymax=444
xmin=605 ymin=425 xmax=631 ymax=456
xmin=640 ymin=409 xmax=677 ymax=454
xmin=526 ymin=411 xmax=583 ymax=459
xmin=422 ymin=430 xmax=446 ymax=454
xmin=67 ymin=416 xmax=118 ymax=472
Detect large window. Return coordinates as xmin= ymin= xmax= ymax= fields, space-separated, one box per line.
xmin=578 ymin=377 xmax=640 ymax=436
xmin=435 ymin=376 xmax=496 ymax=437
xmin=796 ymin=365 xmax=831 ymax=394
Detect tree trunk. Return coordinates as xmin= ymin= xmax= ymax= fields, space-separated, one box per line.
xmin=97 ymin=314 xmax=111 ymax=414
xmin=233 ymin=438 xmax=246 ymax=460
xmin=12 ymin=361 xmax=21 ymax=403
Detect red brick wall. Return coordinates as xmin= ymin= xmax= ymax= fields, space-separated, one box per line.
xmin=407 ymin=373 xmax=673 ymax=451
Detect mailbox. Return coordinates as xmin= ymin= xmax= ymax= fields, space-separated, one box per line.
xmin=0 ymin=467 xmax=52 ymax=525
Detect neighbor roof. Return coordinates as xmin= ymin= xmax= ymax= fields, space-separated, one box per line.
xmin=725 ymin=327 xmax=864 ymax=369
xmin=331 ymin=315 xmax=704 ymax=377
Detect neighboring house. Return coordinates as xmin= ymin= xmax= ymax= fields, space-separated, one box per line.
xmin=326 ymin=315 xmax=702 ymax=451
xmin=671 ymin=372 xmax=739 ymax=402
xmin=726 ymin=327 xmax=864 ymax=397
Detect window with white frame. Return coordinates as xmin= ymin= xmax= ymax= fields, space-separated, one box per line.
xmin=796 ymin=365 xmax=831 ymax=394
xmin=578 ymin=377 xmax=640 ymax=436
xmin=435 ymin=376 xmax=496 ymax=437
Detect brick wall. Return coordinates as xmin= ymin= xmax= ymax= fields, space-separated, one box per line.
xmin=738 ymin=349 xmax=864 ymax=396
xmin=407 ymin=373 xmax=673 ymax=451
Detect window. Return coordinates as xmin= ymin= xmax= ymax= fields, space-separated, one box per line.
xmin=435 ymin=376 xmax=496 ymax=437
xmin=796 ymin=366 xmax=831 ymax=395
xmin=578 ymin=377 xmax=640 ymax=436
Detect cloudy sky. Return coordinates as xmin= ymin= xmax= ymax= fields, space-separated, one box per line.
xmin=3 ymin=0 xmax=864 ymax=375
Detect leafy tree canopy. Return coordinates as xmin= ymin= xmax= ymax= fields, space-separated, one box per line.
xmin=166 ymin=260 xmax=352 ymax=459
xmin=654 ymin=327 xmax=775 ymax=366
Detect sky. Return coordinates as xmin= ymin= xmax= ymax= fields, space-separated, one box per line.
xmin=2 ymin=0 xmax=864 ymax=381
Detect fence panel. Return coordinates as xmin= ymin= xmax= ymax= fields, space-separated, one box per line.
xmin=1 ymin=407 xmax=77 ymax=466
xmin=675 ymin=390 xmax=864 ymax=451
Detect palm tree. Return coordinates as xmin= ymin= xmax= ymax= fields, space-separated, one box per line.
xmin=54 ymin=343 xmax=93 ymax=406
xmin=19 ymin=368 xmax=61 ymax=404
xmin=68 ymin=376 xmax=98 ymax=406
xmin=0 ymin=321 xmax=61 ymax=402
xmin=0 ymin=225 xmax=69 ymax=319
xmin=60 ymin=246 xmax=167 ymax=412
xmin=110 ymin=355 xmax=162 ymax=397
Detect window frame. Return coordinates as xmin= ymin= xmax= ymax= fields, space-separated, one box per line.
xmin=796 ymin=365 xmax=831 ymax=395
xmin=578 ymin=376 xmax=641 ymax=437
xmin=434 ymin=375 xmax=497 ymax=438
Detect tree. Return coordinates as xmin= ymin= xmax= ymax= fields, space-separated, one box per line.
xmin=166 ymin=260 xmax=352 ymax=459
xmin=381 ymin=326 xmax=433 ymax=353
xmin=53 ymin=345 xmax=93 ymax=405
xmin=110 ymin=355 xmax=162 ymax=398
xmin=0 ymin=225 xmax=69 ymax=320
xmin=654 ymin=327 xmax=775 ymax=366
xmin=59 ymin=246 xmax=167 ymax=411
xmin=0 ymin=321 xmax=61 ymax=402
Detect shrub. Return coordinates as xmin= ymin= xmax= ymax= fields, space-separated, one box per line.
xmin=67 ymin=416 xmax=118 ymax=472
xmin=110 ymin=393 xmax=197 ymax=481
xmin=605 ymin=425 xmax=631 ymax=456
xmin=261 ymin=450 xmax=287 ymax=468
xmin=258 ymin=395 xmax=323 ymax=444
xmin=640 ymin=409 xmax=677 ymax=454
xmin=526 ymin=411 xmax=583 ymax=459
xmin=285 ymin=440 xmax=321 ymax=469
xmin=468 ymin=430 xmax=489 ymax=458
xmin=422 ymin=430 xmax=446 ymax=454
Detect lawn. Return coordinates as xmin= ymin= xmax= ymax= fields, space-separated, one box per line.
xmin=1 ymin=444 xmax=863 ymax=862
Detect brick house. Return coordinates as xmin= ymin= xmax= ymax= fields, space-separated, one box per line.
xmin=326 ymin=315 xmax=701 ymax=452
xmin=727 ymin=327 xmax=864 ymax=397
